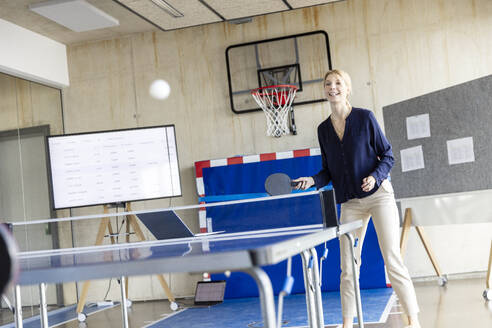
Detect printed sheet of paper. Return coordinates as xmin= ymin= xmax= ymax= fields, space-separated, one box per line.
xmin=406 ymin=113 xmax=431 ymax=140
xmin=447 ymin=137 xmax=475 ymax=165
xmin=400 ymin=145 xmax=425 ymax=172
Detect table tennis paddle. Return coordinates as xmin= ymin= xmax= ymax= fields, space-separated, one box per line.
xmin=264 ymin=173 xmax=298 ymax=196
xmin=0 ymin=224 xmax=18 ymax=296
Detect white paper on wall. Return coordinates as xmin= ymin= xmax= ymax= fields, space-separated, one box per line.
xmin=447 ymin=137 xmax=475 ymax=165
xmin=406 ymin=113 xmax=431 ymax=140
xmin=400 ymin=145 xmax=425 ymax=172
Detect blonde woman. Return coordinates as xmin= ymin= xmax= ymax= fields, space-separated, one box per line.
xmin=294 ymin=69 xmax=421 ymax=328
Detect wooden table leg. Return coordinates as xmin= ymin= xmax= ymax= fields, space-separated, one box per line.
xmin=486 ymin=241 xmax=492 ymax=290
xmin=157 ymin=275 xmax=176 ymax=302
xmin=400 ymin=208 xmax=412 ymax=258
xmin=415 ymin=225 xmax=443 ymax=278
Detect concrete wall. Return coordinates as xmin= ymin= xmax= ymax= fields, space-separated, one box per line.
xmin=1 ymin=0 xmax=491 ymax=304
xmin=59 ymin=0 xmax=492 ymax=303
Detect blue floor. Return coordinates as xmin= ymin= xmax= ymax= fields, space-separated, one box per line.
xmin=147 ymin=288 xmax=395 ymax=328
xmin=0 ymin=303 xmax=117 ymax=328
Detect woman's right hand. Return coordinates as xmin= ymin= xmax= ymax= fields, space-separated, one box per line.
xmin=292 ymin=177 xmax=315 ymax=190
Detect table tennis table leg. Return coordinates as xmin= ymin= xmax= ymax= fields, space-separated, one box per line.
xmin=39 ymin=283 xmax=48 ymax=328
xmin=14 ymin=285 xmax=22 ymax=328
xmin=309 ymin=248 xmax=325 ymax=328
xmin=120 ymin=276 xmax=129 ymax=328
xmin=301 ymin=250 xmax=318 ymax=328
xmin=344 ymin=233 xmax=364 ymax=328
xmin=243 ymin=268 xmax=276 ymax=328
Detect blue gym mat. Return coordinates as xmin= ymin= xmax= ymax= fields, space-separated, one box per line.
xmin=146 ymin=288 xmax=395 ymax=328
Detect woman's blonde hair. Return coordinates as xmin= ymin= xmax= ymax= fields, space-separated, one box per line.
xmin=323 ymin=69 xmax=352 ymax=108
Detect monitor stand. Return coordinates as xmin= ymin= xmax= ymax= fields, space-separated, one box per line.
xmin=76 ymin=202 xmax=178 ymax=322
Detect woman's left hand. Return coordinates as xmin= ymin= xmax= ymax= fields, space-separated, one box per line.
xmin=361 ymin=176 xmax=376 ymax=192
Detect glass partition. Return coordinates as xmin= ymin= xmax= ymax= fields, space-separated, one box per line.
xmin=0 ymin=72 xmax=64 ymax=314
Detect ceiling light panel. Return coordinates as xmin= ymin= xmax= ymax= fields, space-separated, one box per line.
xmin=287 ymin=0 xmax=343 ymax=9
xmin=29 ymin=0 xmax=119 ymax=32
xmin=115 ymin=0 xmax=221 ymax=30
xmin=205 ymin=0 xmax=289 ymax=20
xmin=149 ymin=0 xmax=183 ymax=17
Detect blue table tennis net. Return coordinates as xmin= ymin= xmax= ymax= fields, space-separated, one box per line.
xmin=202 ymin=156 xmax=321 ymax=196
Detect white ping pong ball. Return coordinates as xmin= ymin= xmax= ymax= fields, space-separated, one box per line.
xmin=149 ymin=79 xmax=171 ymax=100
xmin=224 ymin=270 xmax=231 ymax=278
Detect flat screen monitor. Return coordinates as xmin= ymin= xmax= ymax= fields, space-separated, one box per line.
xmin=47 ymin=125 xmax=181 ymax=209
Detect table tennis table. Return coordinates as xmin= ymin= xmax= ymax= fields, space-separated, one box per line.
xmin=14 ymin=221 xmax=363 ymax=328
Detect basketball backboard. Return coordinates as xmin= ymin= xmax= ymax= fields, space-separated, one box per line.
xmin=226 ymin=30 xmax=332 ymax=114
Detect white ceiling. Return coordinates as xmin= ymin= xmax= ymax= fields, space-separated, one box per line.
xmin=0 ymin=0 xmax=341 ymax=44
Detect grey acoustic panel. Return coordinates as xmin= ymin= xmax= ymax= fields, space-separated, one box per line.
xmin=382 ymin=74 xmax=492 ymax=199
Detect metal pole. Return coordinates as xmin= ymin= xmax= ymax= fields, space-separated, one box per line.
xmin=120 ymin=276 xmax=129 ymax=328
xmin=309 ymin=248 xmax=325 ymax=327
xmin=39 ymin=283 xmax=49 ymax=328
xmin=301 ymin=251 xmax=318 ymax=328
xmin=244 ymin=268 xmax=276 ymax=328
xmin=345 ymin=233 xmax=364 ymax=328
xmin=14 ymin=285 xmax=23 ymax=328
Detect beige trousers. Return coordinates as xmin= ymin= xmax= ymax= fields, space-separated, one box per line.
xmin=339 ymin=179 xmax=420 ymax=317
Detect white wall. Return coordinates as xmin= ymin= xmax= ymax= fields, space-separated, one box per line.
xmin=0 ymin=18 xmax=69 ymax=88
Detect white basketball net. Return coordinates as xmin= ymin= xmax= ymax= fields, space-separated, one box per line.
xmin=251 ymin=85 xmax=298 ymax=137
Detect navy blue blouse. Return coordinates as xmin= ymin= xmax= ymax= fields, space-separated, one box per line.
xmin=312 ymin=107 xmax=394 ymax=204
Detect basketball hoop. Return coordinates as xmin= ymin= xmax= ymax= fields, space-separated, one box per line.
xmin=251 ymin=84 xmax=298 ymax=137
